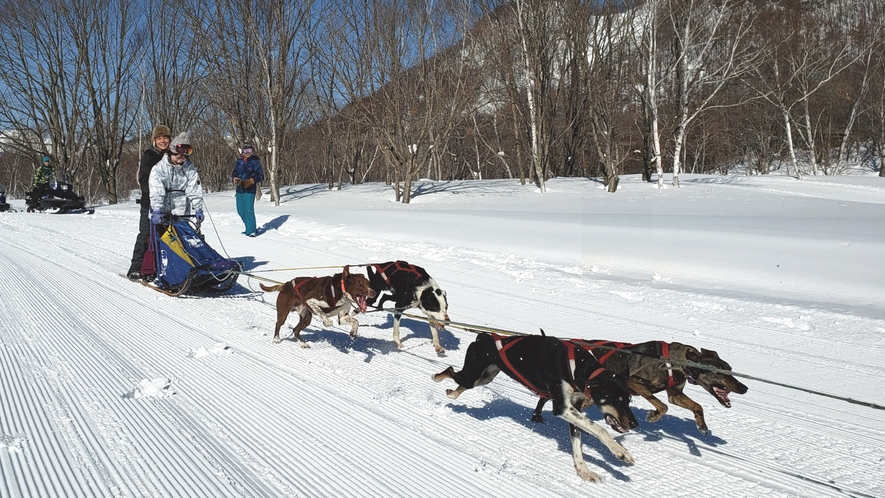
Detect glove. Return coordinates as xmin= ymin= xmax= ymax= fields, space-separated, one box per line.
xmin=242 ymin=178 xmax=254 ymax=189
xmin=194 ymin=209 xmax=204 ymax=223
xmin=150 ymin=208 xmax=164 ymax=225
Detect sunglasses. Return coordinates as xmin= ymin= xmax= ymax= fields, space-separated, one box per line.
xmin=173 ymin=144 xmax=193 ymax=155
xmin=242 ymin=148 xmax=253 ymax=154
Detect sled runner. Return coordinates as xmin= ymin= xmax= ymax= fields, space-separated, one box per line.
xmin=147 ymin=215 xmax=241 ymax=296
xmin=25 ymin=181 xmax=94 ymax=214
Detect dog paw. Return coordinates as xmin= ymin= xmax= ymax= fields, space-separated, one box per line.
xmin=697 ymin=424 xmax=709 ymax=435
xmin=575 ymin=466 xmax=602 ymax=482
xmin=322 ymin=319 xmax=333 ymax=327
xmin=273 ymin=337 xmax=281 ymax=344
xmin=531 ymin=413 xmax=545 ymax=423
xmin=432 ymin=367 xmax=454 ymax=382
xmin=434 ymin=345 xmax=446 ymax=355
xmin=299 ymin=342 xmax=311 ymax=349
xmin=646 ymin=411 xmax=663 ymax=423
xmin=445 ymin=388 xmax=461 ymax=399
xmin=613 ymin=446 xmax=634 ymax=465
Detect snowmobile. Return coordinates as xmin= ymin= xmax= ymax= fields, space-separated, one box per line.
xmin=25 ymin=180 xmax=94 ymax=214
xmin=143 ymin=214 xmax=241 ymax=296
xmin=0 ymin=184 xmax=11 ymax=212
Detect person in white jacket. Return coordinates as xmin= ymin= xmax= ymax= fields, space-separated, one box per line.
xmin=148 ymin=132 xmax=204 ymax=225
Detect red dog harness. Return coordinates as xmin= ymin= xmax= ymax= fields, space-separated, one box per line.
xmin=578 ymin=340 xmax=680 ymax=389
xmin=492 ymin=334 xmax=604 ymax=399
xmin=290 ymin=276 xmax=349 ymax=312
xmin=372 ymin=261 xmax=424 ymax=285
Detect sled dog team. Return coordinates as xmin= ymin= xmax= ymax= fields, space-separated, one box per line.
xmin=260 ymin=260 xmax=748 ymax=482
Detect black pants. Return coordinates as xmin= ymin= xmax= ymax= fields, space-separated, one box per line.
xmin=127 ymin=203 xmax=152 ymax=274
xmin=32 ymin=183 xmax=49 ymax=201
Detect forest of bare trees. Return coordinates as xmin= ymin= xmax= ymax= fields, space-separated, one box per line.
xmin=0 ymin=0 xmax=882 ymax=205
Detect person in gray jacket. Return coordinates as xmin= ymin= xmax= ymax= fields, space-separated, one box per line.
xmin=148 ymin=132 xmax=204 ymax=225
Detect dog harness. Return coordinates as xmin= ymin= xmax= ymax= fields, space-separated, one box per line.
xmin=372 ymin=261 xmax=425 ymax=285
xmin=289 ymin=276 xmax=350 ymax=312
xmin=491 ymin=334 xmax=604 ymax=399
xmin=578 ymin=340 xmax=680 ymax=389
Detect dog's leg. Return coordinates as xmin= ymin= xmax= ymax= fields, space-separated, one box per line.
xmin=553 ymin=381 xmax=634 ymax=465
xmin=569 ymin=423 xmax=602 ymax=482
xmin=392 ymin=311 xmax=404 ymax=349
xmin=429 ymin=324 xmax=444 ymax=354
xmin=306 ymin=299 xmax=333 ymax=327
xmin=339 ymin=313 xmax=360 ymax=339
xmin=434 ymin=364 xmax=500 ymax=399
xmin=273 ymin=289 xmax=295 ymax=344
xmin=627 ymin=378 xmax=669 ymax=423
xmin=292 ymin=307 xmax=311 ymax=348
xmin=532 ymin=397 xmax=548 ymax=423
xmin=666 ymin=387 xmax=708 ymax=434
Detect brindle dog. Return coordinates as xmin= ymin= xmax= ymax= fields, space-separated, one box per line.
xmin=260 ymin=266 xmax=375 ymax=346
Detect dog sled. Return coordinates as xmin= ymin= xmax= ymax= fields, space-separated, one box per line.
xmin=25 ymin=181 xmax=94 ymax=214
xmin=143 ymin=215 xmax=241 ymax=297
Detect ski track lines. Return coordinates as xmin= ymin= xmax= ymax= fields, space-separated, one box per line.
xmin=4 ymin=208 xmax=884 ymax=497
xmin=228 ymin=212 xmax=884 ymax=497
xmin=1 ymin=238 xmax=249 ymax=496
xmin=0 ymin=228 xmax=558 ymax=497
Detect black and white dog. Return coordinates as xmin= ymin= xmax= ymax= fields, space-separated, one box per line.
xmin=433 ymin=333 xmax=637 ymax=482
xmin=366 ymin=261 xmax=449 ymax=353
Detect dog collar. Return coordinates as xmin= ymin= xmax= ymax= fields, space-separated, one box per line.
xmin=582 ymin=367 xmax=607 ymax=398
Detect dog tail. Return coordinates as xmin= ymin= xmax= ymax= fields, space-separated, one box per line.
xmin=259 ymin=283 xmax=283 ymax=292
xmin=539 ymin=328 xmax=546 ymax=336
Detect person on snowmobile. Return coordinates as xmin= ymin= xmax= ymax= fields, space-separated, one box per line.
xmin=148 ymin=131 xmax=204 ymax=227
xmin=32 ymin=156 xmax=55 ymax=201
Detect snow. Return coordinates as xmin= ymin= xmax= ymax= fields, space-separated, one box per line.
xmin=1 ymin=174 xmax=883 ymax=497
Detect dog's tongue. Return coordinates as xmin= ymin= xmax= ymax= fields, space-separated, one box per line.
xmin=357 ymin=296 xmax=367 ymax=313
xmin=715 ymin=387 xmax=732 ymax=407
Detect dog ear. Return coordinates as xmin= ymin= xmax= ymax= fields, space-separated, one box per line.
xmin=343 ymin=265 xmax=350 ymax=278
xmin=700 ymin=348 xmax=721 ymax=360
xmin=684 ymin=347 xmax=700 ymax=362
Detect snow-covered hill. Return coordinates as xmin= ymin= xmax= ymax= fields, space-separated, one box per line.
xmin=1 ymin=175 xmax=883 ymax=497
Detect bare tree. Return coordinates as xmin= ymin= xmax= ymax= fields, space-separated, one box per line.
xmin=68 ymin=0 xmax=141 ymax=204
xmin=664 ymin=0 xmax=759 ymax=187
xmin=748 ymin=2 xmax=862 ymax=179
xmin=0 ymin=0 xmax=90 ymax=190
xmin=194 ymin=0 xmax=315 ymax=206
xmin=354 ymin=0 xmax=478 ymax=203
xmin=631 ymin=0 xmax=667 ymax=185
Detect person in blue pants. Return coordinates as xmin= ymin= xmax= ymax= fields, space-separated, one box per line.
xmin=231 ymin=142 xmax=265 ymax=237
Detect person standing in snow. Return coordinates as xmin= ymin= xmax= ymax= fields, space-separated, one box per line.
xmin=148 ymin=132 xmax=204 ymax=227
xmin=32 ymin=155 xmax=55 ymax=201
xmin=231 ymin=142 xmax=264 ymax=237
xmin=127 ymin=124 xmax=171 ymax=280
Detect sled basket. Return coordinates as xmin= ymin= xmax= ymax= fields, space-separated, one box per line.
xmin=152 ymin=218 xmax=241 ymax=296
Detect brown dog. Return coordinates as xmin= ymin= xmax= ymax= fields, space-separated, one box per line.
xmin=259 ymin=266 xmax=375 ymax=346
xmin=533 ymin=340 xmax=748 ymax=434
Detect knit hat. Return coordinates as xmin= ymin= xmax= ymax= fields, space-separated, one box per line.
xmin=242 ymin=142 xmax=254 ymax=150
xmin=42 ymin=155 xmax=51 ymax=163
xmin=170 ymin=132 xmax=192 ymax=155
xmin=152 ymin=124 xmax=171 ymax=140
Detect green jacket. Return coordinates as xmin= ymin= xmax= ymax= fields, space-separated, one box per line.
xmin=34 ymin=163 xmax=54 ymax=185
